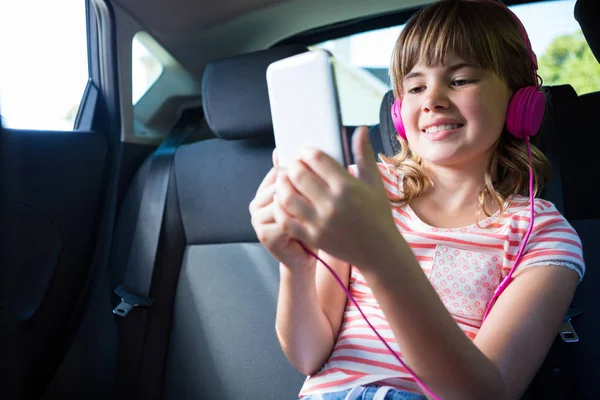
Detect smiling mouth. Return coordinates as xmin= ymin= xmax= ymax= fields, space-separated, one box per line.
xmin=423 ymin=124 xmax=464 ymax=134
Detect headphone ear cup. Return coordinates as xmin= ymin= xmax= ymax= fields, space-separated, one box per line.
xmin=506 ymin=86 xmax=545 ymax=139
xmin=391 ymin=99 xmax=407 ymax=140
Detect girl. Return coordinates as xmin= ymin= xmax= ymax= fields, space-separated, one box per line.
xmin=249 ymin=1 xmax=585 ymax=399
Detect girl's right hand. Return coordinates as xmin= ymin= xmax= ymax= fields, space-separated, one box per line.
xmin=250 ymin=149 xmax=316 ymax=270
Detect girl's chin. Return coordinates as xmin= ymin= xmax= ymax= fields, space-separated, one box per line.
xmin=419 ymin=149 xmax=464 ymax=165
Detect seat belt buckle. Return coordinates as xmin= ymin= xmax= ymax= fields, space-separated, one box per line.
xmin=558 ymin=306 xmax=583 ymax=343
xmin=113 ymin=284 xmax=155 ymax=317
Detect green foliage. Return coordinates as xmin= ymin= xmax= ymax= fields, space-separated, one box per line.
xmin=538 ymin=30 xmax=600 ymax=95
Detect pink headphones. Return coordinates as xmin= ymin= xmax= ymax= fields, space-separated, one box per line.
xmin=391 ymin=0 xmax=546 ymax=141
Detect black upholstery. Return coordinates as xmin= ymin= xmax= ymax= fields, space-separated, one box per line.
xmin=536 ymin=84 xmax=578 ymax=214
xmin=175 ymin=137 xmax=275 ymax=243
xmin=561 ymin=91 xmax=600 ymax=220
xmin=202 ymin=45 xmax=307 ymax=141
xmin=368 ymin=91 xmax=400 ymax=159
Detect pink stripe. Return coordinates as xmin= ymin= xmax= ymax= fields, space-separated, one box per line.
xmin=393 ymin=216 xmax=413 ymax=231
xmin=377 ymin=163 xmax=398 ymax=176
xmin=543 ymin=228 xmax=579 ymax=235
xmin=396 ymin=208 xmax=413 ymax=220
xmin=501 ymin=249 xmax=584 ymax=264
xmin=540 ymin=199 xmax=552 ymax=208
xmin=517 ymin=249 xmax=584 ymax=264
xmin=527 ymin=237 xmax=583 ymax=250
xmin=337 ymin=333 xmax=398 ymax=343
xmin=328 ymin=356 xmax=408 ymax=374
xmin=381 ymin=173 xmax=397 ymax=188
xmin=407 ymin=243 xmax=437 ymax=249
xmin=334 ymin=343 xmax=401 ymax=356
xmin=416 ymin=256 xmax=434 ymax=262
xmin=531 ymin=217 xmax=571 ymax=233
xmin=343 ymin=313 xmax=386 ymax=323
xmin=308 ymin=366 xmax=368 ymax=378
xmin=404 ymin=232 xmax=506 ymax=250
xmin=461 ymin=231 xmax=510 ymax=240
xmin=350 ymin=276 xmax=369 ymax=287
xmin=452 ymin=316 xmax=483 ymax=329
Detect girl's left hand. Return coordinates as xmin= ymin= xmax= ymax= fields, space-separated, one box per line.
xmin=273 ymin=126 xmax=403 ymax=270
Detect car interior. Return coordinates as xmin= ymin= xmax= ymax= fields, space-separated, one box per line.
xmin=0 ymin=0 xmax=598 ymax=399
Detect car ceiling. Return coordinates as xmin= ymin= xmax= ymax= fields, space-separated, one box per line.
xmin=111 ymin=0 xmax=436 ymax=77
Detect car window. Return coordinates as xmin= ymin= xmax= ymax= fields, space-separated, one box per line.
xmin=312 ymin=0 xmax=598 ymax=126
xmin=0 ymin=1 xmax=89 ymax=130
xmin=132 ymin=32 xmax=164 ymax=105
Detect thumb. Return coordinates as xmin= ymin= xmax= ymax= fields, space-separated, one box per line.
xmin=352 ymin=126 xmax=381 ymax=187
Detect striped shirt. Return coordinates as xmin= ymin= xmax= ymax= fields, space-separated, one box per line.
xmin=298 ymin=163 xmax=585 ymax=397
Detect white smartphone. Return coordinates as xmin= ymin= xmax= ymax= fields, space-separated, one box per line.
xmin=266 ymin=49 xmax=350 ymax=168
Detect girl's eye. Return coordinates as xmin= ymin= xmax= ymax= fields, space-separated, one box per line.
xmin=452 ymin=79 xmax=475 ymax=87
xmin=408 ymin=86 xmax=425 ymax=94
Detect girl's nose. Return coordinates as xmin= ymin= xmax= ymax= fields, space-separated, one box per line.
xmin=422 ymin=84 xmax=450 ymax=112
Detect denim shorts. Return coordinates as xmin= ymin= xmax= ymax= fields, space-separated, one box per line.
xmin=301 ymin=385 xmax=428 ymax=400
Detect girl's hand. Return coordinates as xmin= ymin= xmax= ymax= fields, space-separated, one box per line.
xmin=250 ymin=149 xmax=317 ymax=270
xmin=273 ymin=127 xmax=402 ymax=270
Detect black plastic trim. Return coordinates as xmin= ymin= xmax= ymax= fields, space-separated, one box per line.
xmin=276 ymin=0 xmax=546 ymax=47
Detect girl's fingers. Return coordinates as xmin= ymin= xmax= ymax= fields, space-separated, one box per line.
xmin=286 ymin=159 xmax=331 ymax=205
xmin=251 ymin=202 xmax=276 ymax=225
xmin=255 ymin=166 xmax=278 ymax=194
xmin=276 ymin=170 xmax=318 ymax=221
xmin=298 ymin=148 xmax=350 ymax=191
xmin=250 ymin=184 xmax=277 ymax=212
xmin=272 ymin=194 xmax=310 ymax=242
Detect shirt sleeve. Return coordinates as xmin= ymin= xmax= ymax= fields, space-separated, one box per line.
xmin=513 ymin=199 xmax=585 ymax=282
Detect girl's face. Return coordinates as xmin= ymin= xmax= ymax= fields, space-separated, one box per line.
xmin=400 ymin=51 xmax=512 ymax=169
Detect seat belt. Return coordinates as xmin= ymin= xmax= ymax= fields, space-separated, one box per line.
xmin=112 ymin=107 xmax=202 ymax=399
xmin=112 ymin=108 xmax=201 ymax=317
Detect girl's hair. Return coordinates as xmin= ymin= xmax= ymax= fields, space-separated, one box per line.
xmin=383 ymin=0 xmax=551 ymax=224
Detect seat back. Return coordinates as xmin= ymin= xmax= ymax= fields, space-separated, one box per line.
xmin=161 ymin=46 xmax=309 ymax=399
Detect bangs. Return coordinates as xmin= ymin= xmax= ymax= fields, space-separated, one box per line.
xmin=393 ymin=0 xmax=524 ymax=93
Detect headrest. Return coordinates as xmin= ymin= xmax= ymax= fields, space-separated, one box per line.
xmin=377 ymin=90 xmax=401 ymax=157
xmin=202 ymin=45 xmax=308 ymax=141
xmin=575 ymin=0 xmax=600 ymax=63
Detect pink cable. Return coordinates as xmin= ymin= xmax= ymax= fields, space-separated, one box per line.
xmin=297 ymin=139 xmax=536 ymax=399
xmin=298 ymin=242 xmax=441 ymax=400
xmin=482 ymin=138 xmax=535 ymax=321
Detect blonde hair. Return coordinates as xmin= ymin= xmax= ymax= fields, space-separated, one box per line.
xmin=382 ymin=0 xmax=551 ymax=223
